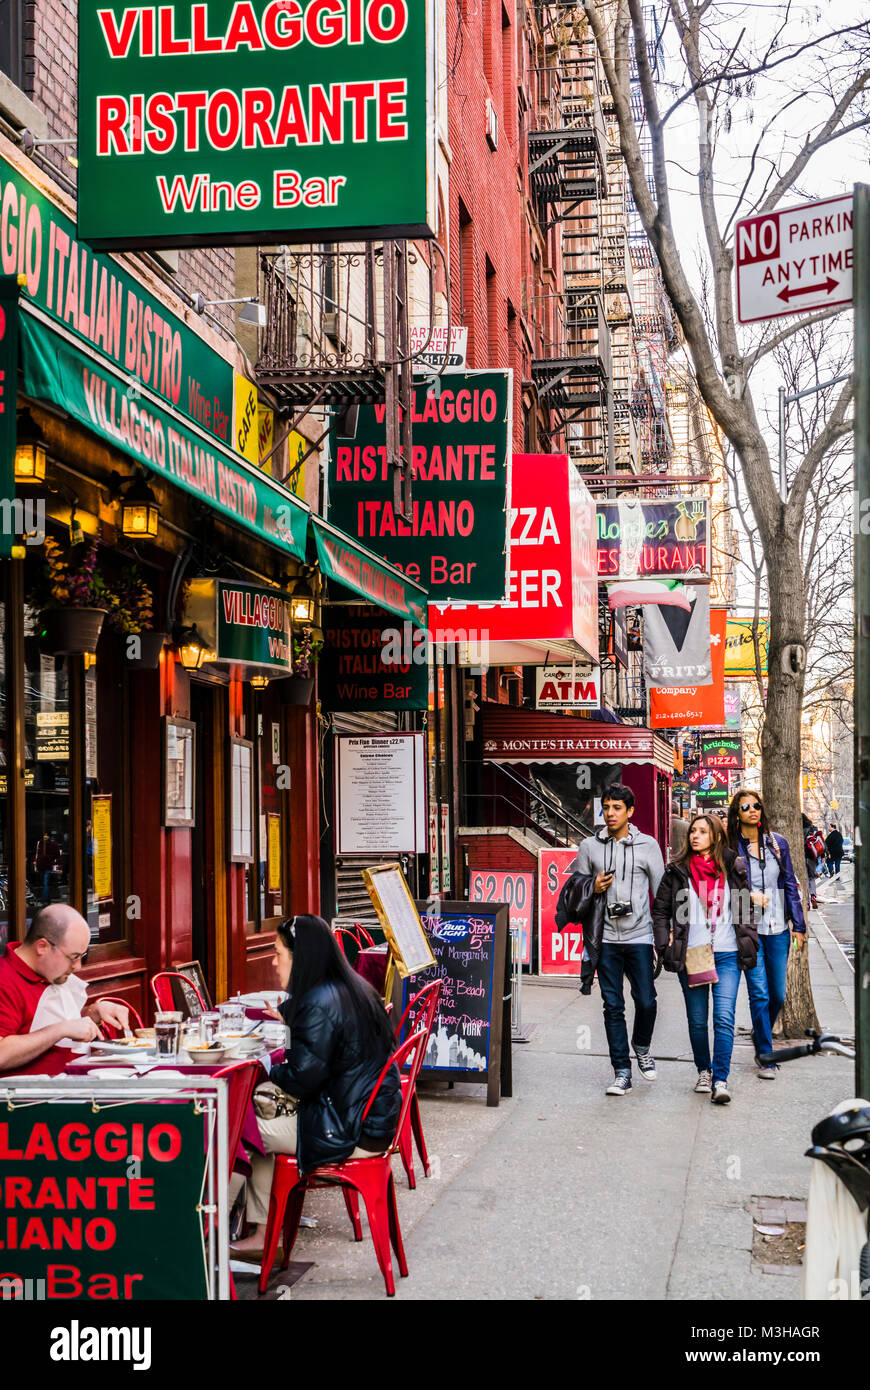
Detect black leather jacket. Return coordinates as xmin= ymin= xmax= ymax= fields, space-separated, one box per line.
xmin=270 ymin=981 xmax=401 ymax=1176
xmin=555 ymin=871 xmax=607 ymax=995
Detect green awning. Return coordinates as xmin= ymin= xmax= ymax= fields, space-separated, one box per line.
xmin=20 ymin=310 xmax=309 ymax=561
xmin=311 ymin=517 xmax=428 ymax=629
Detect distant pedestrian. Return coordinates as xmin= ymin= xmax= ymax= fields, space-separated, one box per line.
xmin=653 ymin=814 xmax=758 ymax=1104
xmin=825 ymin=823 xmax=844 ymax=879
xmin=802 ymin=813 xmax=823 ymax=905
xmin=670 ymin=798 xmax=689 ymax=858
xmin=727 ymin=791 xmax=807 ymax=1080
xmin=574 ymin=784 xmax=665 ymax=1096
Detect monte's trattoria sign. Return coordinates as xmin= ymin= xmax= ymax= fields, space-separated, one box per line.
xmin=328 ymin=372 xmax=512 ymax=603
xmin=0 ymin=1103 xmax=209 ymax=1300
xmin=77 ymin=0 xmax=436 ymax=249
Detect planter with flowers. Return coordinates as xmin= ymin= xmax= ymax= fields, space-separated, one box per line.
xmin=281 ymin=626 xmax=324 ymax=705
xmin=107 ymin=568 xmax=167 ymax=669
xmin=38 ymin=537 xmax=109 ymax=655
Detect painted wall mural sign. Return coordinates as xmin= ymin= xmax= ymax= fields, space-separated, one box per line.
xmin=77 ymin=0 xmax=437 ymax=248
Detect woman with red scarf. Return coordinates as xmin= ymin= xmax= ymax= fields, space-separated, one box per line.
xmin=653 ymin=814 xmax=758 ymax=1104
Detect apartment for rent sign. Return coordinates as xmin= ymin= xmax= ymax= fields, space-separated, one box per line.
xmin=77 ymin=0 xmax=436 ymax=247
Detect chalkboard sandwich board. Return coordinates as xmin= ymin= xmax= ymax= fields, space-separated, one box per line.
xmin=403 ymin=901 xmax=512 ymax=1107
xmin=170 ymin=960 xmax=212 ymax=1018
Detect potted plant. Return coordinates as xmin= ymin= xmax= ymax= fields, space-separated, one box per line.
xmin=38 ymin=537 xmax=109 ymax=655
xmin=281 ymin=626 xmax=323 ymax=705
xmin=105 ymin=568 xmax=166 ymax=669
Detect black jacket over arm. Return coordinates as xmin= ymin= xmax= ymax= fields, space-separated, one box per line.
xmin=270 ymin=981 xmax=401 ymax=1176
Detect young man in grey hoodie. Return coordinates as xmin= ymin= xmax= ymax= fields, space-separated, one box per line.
xmin=575 ymin=784 xmax=665 ymax=1095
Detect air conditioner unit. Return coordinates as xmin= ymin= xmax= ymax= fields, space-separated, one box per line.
xmin=323 ymin=311 xmax=347 ymax=350
xmin=485 ymin=98 xmax=499 ymax=150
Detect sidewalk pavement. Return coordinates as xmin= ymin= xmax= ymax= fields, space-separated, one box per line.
xmin=239 ymin=906 xmax=856 ymax=1301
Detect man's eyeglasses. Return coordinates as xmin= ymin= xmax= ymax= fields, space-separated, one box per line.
xmin=43 ymin=939 xmax=88 ymax=967
xmin=740 ymin=801 xmax=762 ymax=813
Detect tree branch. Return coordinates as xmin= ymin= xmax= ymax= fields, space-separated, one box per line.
xmin=743 ymin=306 xmax=848 ymax=374
xmin=787 ymin=376 xmax=854 ymax=521
xmin=759 ymin=69 xmax=870 ymax=213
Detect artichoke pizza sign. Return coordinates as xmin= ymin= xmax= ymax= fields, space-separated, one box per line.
xmin=77 ymin=0 xmax=436 ymax=248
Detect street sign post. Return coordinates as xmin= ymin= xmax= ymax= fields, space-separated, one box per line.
xmin=736 ymin=193 xmax=853 ymax=325
xmin=854 ymin=183 xmax=870 ymax=1098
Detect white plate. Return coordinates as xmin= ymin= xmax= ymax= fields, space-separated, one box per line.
xmin=90 ymin=1039 xmax=156 ymax=1054
xmin=90 ymin=1068 xmax=138 ymax=1078
xmin=233 ymin=991 xmax=286 ymax=1007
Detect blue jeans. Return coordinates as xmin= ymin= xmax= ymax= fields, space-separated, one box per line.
xmin=596 ymin=942 xmax=657 ymax=1072
xmin=747 ymin=931 xmax=790 ymax=1058
xmin=679 ymin=952 xmax=740 ymax=1084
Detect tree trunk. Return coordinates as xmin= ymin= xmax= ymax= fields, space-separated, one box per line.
xmin=759 ymin=528 xmax=820 ymax=1036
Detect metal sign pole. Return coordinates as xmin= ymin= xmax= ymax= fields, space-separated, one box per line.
xmin=854 ymin=183 xmax=870 ymax=1099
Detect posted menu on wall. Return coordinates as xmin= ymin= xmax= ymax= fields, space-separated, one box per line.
xmin=328 ymin=371 xmax=512 ymax=603
xmin=334 ymin=733 xmax=426 ymax=854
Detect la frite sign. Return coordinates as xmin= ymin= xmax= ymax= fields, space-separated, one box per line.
xmin=77 ymin=0 xmax=436 ymax=249
xmin=735 ymin=193 xmax=853 ymax=324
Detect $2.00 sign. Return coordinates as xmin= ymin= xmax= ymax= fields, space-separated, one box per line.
xmin=469 ymin=869 xmax=533 ymax=966
xmin=735 ymin=193 xmax=853 ymax=325
xmin=538 ymin=847 xmax=582 ymax=977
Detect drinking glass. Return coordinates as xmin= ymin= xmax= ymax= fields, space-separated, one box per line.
xmin=218 ymin=1002 xmax=246 ymax=1036
xmin=155 ymin=1011 xmax=182 ymax=1058
xmin=201 ymin=1012 xmax=221 ymax=1046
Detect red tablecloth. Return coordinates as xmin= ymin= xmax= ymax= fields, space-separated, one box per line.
xmin=355 ymin=945 xmax=389 ymax=993
xmin=64 ymin=1047 xmax=285 ymax=1161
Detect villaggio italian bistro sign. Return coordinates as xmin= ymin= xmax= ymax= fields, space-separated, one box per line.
xmin=184 ymin=578 xmax=293 ymax=669
xmin=77 ymin=0 xmax=437 ymax=248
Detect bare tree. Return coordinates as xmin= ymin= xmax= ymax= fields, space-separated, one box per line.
xmin=584 ymin=0 xmax=866 ymax=1030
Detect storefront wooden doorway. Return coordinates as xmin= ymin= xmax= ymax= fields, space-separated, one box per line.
xmin=189 ymin=680 xmax=229 ymax=1004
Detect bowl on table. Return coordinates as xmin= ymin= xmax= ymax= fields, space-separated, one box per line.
xmin=227 ymin=1035 xmax=264 ymax=1056
xmin=185 ymin=1043 xmax=231 ymax=1064
xmin=134 ymin=1027 xmax=156 ymax=1040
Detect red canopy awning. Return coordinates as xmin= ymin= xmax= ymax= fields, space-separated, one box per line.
xmin=482 ymin=708 xmax=673 ymax=772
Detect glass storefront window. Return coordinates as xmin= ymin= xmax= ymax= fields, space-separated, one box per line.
xmin=23 ymin=611 xmax=73 ymax=926
xmin=83 ymin=641 xmax=128 ymax=945
xmin=245 ymin=687 xmax=286 ymax=930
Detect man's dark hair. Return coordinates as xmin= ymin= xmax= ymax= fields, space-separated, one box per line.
xmin=24 ymin=908 xmax=68 ymax=948
xmin=602 ymin=783 xmax=635 ymax=810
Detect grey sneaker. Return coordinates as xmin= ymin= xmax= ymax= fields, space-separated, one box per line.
xmin=605 ymin=1071 xmax=632 ymax=1096
xmin=711 ymin=1080 xmax=732 ymax=1105
xmin=757 ymin=1065 xmax=778 ymax=1080
xmin=694 ymin=1069 xmax=713 ymax=1093
xmin=634 ymin=1047 xmax=657 ymax=1081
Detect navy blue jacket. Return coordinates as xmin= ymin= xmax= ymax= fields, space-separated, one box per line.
xmin=270 ymin=982 xmax=401 ymax=1176
xmin=736 ymin=831 xmax=806 ymax=933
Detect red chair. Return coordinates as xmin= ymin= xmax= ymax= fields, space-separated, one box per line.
xmin=333 ymin=923 xmax=376 ymax=955
xmin=92 ymin=997 xmax=144 ymax=1040
xmin=258 ymin=1027 xmax=427 ymax=1298
xmin=394 ymin=980 xmax=442 ymax=1188
xmin=212 ymin=1058 xmax=265 ymax=1301
xmin=150 ymin=971 xmax=206 ymax=1017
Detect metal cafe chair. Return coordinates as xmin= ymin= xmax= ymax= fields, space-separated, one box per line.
xmin=392 ymin=979 xmax=442 ymax=1189
xmin=150 ymin=970 xmax=207 ymax=1017
xmin=91 ymin=997 xmax=144 ymax=1040
xmin=257 ymin=1027 xmax=427 ymax=1297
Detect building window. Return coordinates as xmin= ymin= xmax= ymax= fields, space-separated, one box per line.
xmin=0 ymin=0 xmax=24 ymax=89
xmin=244 ymin=686 xmax=288 ymax=932
xmin=458 ymin=201 xmax=475 ymax=357
xmin=486 ymin=257 xmax=500 ymax=365
xmin=501 ymin=4 xmax=515 ymax=145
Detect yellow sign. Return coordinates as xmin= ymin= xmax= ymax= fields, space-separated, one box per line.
xmin=233 ymin=375 xmax=259 ymax=466
xmin=286 ymin=430 xmax=308 ymax=501
xmin=92 ymin=795 xmax=113 ymax=901
xmin=257 ymin=405 xmax=275 ymax=471
xmin=267 ymin=813 xmax=281 ymax=892
xmin=725 ymin=618 xmax=769 ymax=679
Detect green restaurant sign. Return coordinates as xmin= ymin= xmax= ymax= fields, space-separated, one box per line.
xmin=184 ymin=577 xmax=293 ymax=669
xmin=0 ymin=1102 xmax=209 ymax=1300
xmin=77 ymin=0 xmax=437 ymax=248
xmin=327 ymin=371 xmax=512 ymax=604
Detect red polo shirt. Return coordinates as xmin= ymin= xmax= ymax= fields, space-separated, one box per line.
xmin=0 ymin=943 xmax=85 ymax=1076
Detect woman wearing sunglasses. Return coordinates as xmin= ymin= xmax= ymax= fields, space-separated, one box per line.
xmin=726 ymin=789 xmax=806 ymax=1079
xmin=653 ymin=813 xmax=758 ymax=1103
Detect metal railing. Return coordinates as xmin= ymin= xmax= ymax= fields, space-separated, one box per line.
xmin=463 ymin=761 xmax=592 ymax=847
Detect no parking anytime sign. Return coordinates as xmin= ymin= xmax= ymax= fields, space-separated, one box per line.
xmin=735 ymin=193 xmax=853 ymax=324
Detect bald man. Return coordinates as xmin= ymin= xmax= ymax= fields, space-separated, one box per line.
xmin=0 ymin=905 xmax=129 ymax=1076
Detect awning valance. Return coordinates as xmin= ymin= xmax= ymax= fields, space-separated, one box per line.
xmin=19 ymin=308 xmax=310 ymax=561
xmin=482 ymin=708 xmax=674 ymax=772
xmin=312 ymin=517 xmax=428 ymax=630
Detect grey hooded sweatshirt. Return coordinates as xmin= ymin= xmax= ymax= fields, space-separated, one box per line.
xmin=574 ymin=828 xmax=666 ymax=945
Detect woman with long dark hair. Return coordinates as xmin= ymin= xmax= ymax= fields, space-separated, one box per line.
xmin=230 ymin=914 xmax=401 ymax=1256
xmin=726 ymin=789 xmax=807 ymax=1080
xmin=653 ymin=814 xmax=758 ymax=1104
